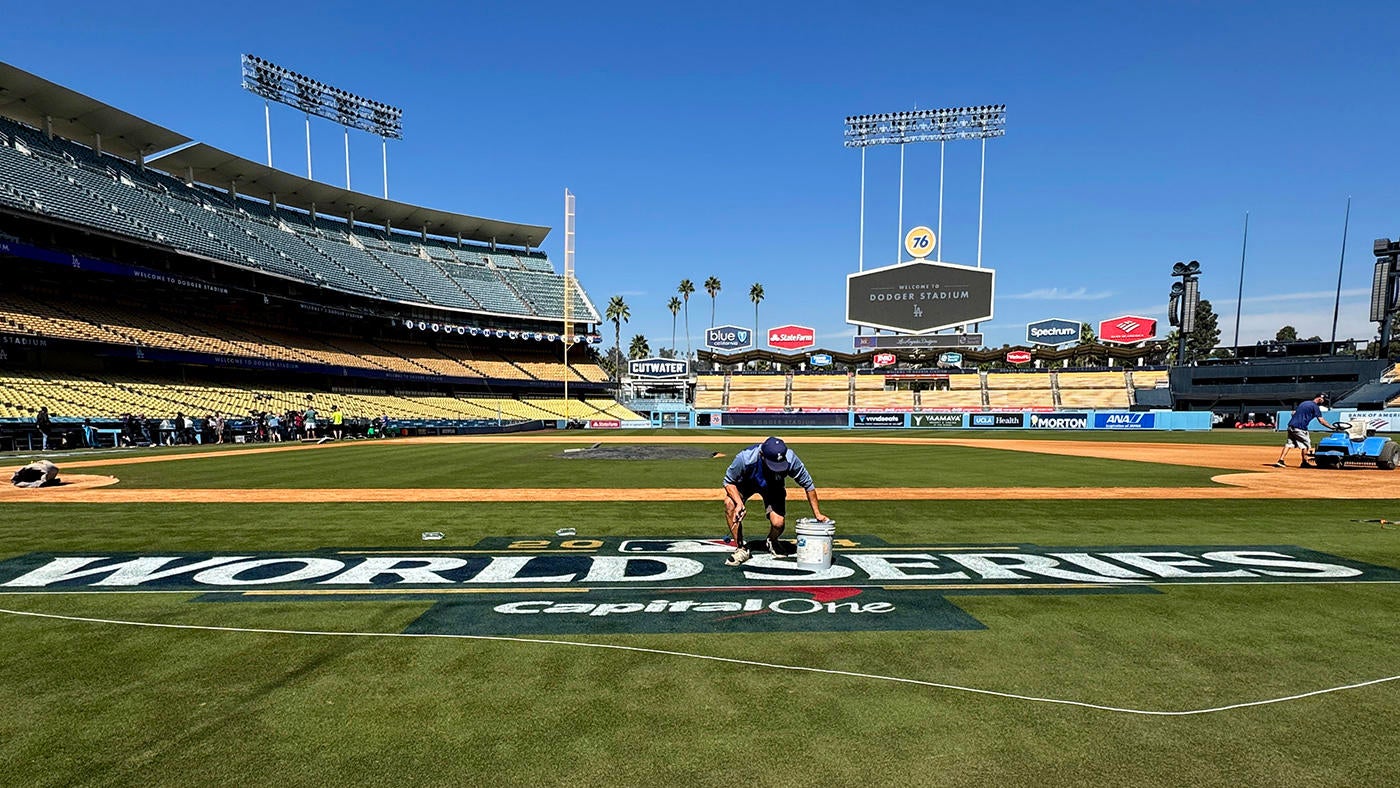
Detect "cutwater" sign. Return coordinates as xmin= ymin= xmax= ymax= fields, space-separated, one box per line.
xmin=627 ymin=357 xmax=689 ymax=378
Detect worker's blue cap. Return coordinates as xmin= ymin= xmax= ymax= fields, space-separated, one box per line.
xmin=760 ymin=436 xmax=790 ymax=473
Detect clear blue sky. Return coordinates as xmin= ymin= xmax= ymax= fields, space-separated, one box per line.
xmin=6 ymin=1 xmax=1397 ymax=351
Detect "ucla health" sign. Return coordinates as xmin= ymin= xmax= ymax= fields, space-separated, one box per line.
xmin=2 ymin=537 xmax=1392 ymax=635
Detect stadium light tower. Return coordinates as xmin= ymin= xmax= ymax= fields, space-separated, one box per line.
xmin=843 ymin=105 xmax=1005 ymax=270
xmin=241 ymin=55 xmax=404 ymax=197
xmin=1169 ymin=260 xmax=1202 ymax=363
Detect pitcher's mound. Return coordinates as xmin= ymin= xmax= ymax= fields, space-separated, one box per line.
xmin=557 ymin=445 xmax=723 ymax=461
xmin=0 ymin=473 xmax=119 ymax=500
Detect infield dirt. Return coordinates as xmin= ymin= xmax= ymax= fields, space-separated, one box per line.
xmin=1 ymin=435 xmax=1391 ymax=503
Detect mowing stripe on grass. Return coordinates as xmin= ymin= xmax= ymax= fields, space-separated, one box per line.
xmin=2 ymin=606 xmax=1395 ymax=717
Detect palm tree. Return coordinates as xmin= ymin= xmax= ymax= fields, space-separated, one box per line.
xmin=677 ymin=279 xmax=695 ymax=359
xmin=605 ymin=295 xmax=630 ymax=380
xmin=748 ymin=282 xmax=764 ymax=344
xmin=628 ymin=334 xmax=650 ymax=360
xmin=704 ymin=276 xmax=722 ymax=328
xmin=667 ymin=296 xmax=682 ymax=354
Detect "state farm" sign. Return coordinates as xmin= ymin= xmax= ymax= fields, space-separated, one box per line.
xmin=767 ymin=324 xmax=816 ymax=351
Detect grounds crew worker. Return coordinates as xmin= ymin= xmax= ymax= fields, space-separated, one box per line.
xmin=1275 ymin=393 xmax=1335 ymax=468
xmin=722 ymin=436 xmax=829 ymax=566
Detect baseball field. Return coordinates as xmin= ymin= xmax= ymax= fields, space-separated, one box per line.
xmin=1 ymin=429 xmax=1397 ymax=787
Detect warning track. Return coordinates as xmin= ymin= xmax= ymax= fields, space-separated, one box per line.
xmin=0 ymin=434 xmax=1387 ymax=503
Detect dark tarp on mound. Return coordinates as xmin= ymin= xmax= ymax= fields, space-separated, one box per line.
xmin=11 ymin=460 xmax=59 ymax=488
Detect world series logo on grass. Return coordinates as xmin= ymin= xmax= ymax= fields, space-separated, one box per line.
xmin=3 ymin=537 xmax=1393 ymax=636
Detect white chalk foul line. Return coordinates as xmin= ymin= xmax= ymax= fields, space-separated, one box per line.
xmin=1 ymin=606 xmax=1395 ymax=717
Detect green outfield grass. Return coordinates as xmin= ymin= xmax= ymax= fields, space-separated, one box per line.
xmin=66 ymin=439 xmax=1235 ymax=489
xmin=1 ymin=434 xmax=1396 ymax=787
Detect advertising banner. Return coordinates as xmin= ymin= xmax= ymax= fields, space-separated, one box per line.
xmin=810 ymin=353 xmax=834 ymax=367
xmin=1093 ymin=412 xmax=1157 ymax=429
xmin=846 ymin=261 xmax=995 ymax=334
xmin=768 ymin=325 xmax=817 ymax=351
xmin=1099 ymin=316 xmax=1158 ymax=344
xmin=854 ymin=333 xmax=983 ymax=349
xmin=1006 ymin=350 xmax=1032 ymax=364
xmin=1027 ymin=413 xmax=1088 ymax=430
xmin=969 ymin=413 xmax=1025 ymax=428
xmin=1332 ymin=410 xmax=1400 ymax=433
xmin=872 ymin=352 xmax=897 ymax=367
xmin=587 ymin=420 xmax=622 ymax=429
xmin=853 ymin=413 xmax=905 ymax=428
xmin=1026 ymin=318 xmax=1082 ymax=346
xmin=4 ymin=540 xmax=1392 ymax=635
xmin=705 ymin=325 xmax=753 ymax=352
xmin=627 ymin=358 xmax=689 ymax=379
xmin=721 ymin=412 xmax=849 ymax=427
xmin=910 ymin=413 xmax=965 ymax=428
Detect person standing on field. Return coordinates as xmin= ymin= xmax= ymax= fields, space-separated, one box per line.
xmin=35 ymin=406 xmax=52 ymax=451
xmin=1276 ymin=393 xmax=1336 ymax=468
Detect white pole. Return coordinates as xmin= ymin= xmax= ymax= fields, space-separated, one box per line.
xmin=264 ymin=100 xmax=273 ymax=167
xmin=897 ymin=142 xmax=905 ymax=263
xmin=344 ymin=127 xmax=351 ymax=190
xmin=937 ymin=140 xmax=945 ymax=262
xmin=976 ymin=136 xmax=986 ymax=268
xmin=858 ymin=147 xmax=866 ymax=272
xmin=304 ymin=114 xmax=313 ymax=180
xmin=381 ymin=137 xmax=388 ymax=198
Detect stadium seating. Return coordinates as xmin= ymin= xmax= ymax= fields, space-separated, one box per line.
xmin=0 ymin=116 xmax=588 ymax=322
xmin=0 ymin=370 xmax=635 ymax=423
xmin=1058 ymin=371 xmax=1130 ymax=408
xmin=984 ymin=372 xmax=1055 ymax=409
xmin=0 ymin=293 xmax=595 ymax=385
xmin=726 ymin=375 xmax=788 ymax=409
xmin=1130 ymin=370 xmax=1169 ymax=388
xmin=694 ymin=375 xmax=726 ymax=409
xmin=919 ymin=390 xmax=984 ymax=409
xmin=853 ymin=389 xmax=915 ymax=409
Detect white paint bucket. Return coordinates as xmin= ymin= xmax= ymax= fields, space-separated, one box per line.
xmin=795 ymin=521 xmax=836 ymax=570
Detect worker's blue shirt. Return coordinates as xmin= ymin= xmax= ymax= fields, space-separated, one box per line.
xmin=723 ymin=444 xmax=815 ymax=491
xmin=1288 ymin=400 xmax=1323 ymax=430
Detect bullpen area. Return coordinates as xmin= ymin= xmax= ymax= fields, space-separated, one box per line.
xmin=1 ymin=430 xmax=1396 ymax=786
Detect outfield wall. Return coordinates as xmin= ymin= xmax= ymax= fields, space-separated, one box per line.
xmin=692 ymin=410 xmax=1211 ymax=431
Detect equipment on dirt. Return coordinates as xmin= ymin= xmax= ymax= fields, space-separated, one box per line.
xmin=1312 ymin=421 xmax=1400 ymax=470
